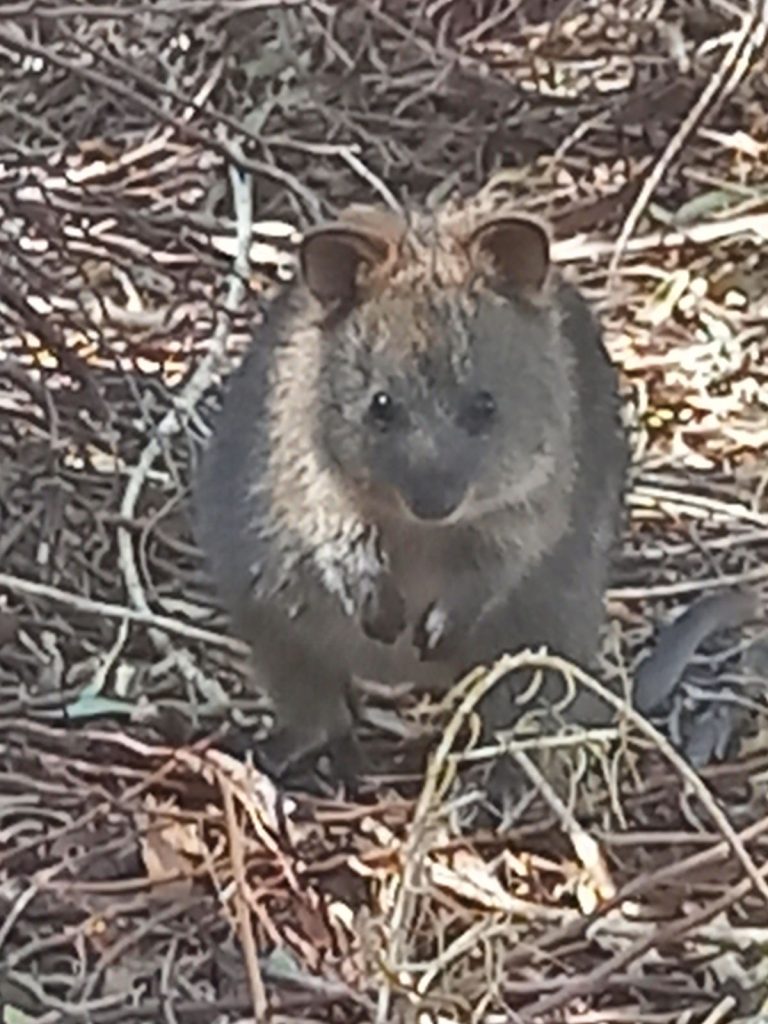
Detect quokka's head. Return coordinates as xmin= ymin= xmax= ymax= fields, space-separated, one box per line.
xmin=298 ymin=200 xmax=576 ymax=525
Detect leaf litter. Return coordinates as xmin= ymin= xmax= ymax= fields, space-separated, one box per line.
xmin=0 ymin=2 xmax=767 ymax=1021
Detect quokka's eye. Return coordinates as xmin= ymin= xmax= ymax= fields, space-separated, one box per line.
xmin=463 ymin=389 xmax=497 ymax=434
xmin=369 ymin=390 xmax=397 ymax=427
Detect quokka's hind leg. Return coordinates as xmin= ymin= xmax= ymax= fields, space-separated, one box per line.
xmin=240 ymin=604 xmax=366 ymax=784
xmin=455 ymin=560 xmax=613 ymax=825
xmin=257 ymin=674 xmax=363 ymax=784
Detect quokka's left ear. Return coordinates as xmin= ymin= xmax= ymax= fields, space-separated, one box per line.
xmin=466 ymin=213 xmax=551 ymax=295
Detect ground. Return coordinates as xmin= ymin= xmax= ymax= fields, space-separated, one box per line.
xmin=1 ymin=3 xmax=768 ymax=1022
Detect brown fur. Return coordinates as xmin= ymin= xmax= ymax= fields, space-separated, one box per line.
xmin=194 ymin=188 xmax=629 ymax=778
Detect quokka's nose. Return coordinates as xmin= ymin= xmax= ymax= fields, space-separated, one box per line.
xmin=400 ymin=473 xmax=467 ymax=522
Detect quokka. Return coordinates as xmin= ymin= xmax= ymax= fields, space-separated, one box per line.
xmin=195 ymin=193 xmax=630 ymax=778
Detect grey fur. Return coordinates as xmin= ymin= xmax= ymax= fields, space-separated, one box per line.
xmin=194 ymin=199 xmax=630 ymax=774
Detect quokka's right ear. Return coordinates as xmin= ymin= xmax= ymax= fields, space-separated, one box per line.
xmin=300 ymin=205 xmax=406 ymax=305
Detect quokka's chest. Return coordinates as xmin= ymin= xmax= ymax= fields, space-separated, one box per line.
xmin=378 ymin=522 xmax=489 ymax=619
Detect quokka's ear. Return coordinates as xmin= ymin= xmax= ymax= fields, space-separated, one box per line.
xmin=300 ymin=205 xmax=406 ymax=305
xmin=466 ymin=213 xmax=551 ymax=295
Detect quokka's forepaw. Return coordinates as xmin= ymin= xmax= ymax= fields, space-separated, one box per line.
xmin=414 ymin=601 xmax=460 ymax=661
xmin=360 ymin=574 xmax=406 ymax=644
